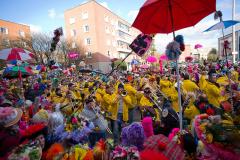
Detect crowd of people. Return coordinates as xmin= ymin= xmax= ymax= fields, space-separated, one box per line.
xmin=0 ymin=60 xmax=240 ymax=160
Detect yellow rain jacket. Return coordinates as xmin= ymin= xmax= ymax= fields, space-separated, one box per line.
xmin=139 ymin=96 xmax=160 ymax=121
xmin=160 ymin=80 xmax=173 ymax=96
xmin=167 ymin=87 xmax=179 ymax=113
xmin=205 ymin=81 xmax=221 ymax=107
xmin=103 ymin=93 xmax=132 ymax=122
xmin=182 ymin=80 xmax=199 ymax=93
xmin=231 ymin=70 xmax=239 ymax=82
xmin=124 ymin=83 xmax=137 ymax=108
xmin=95 ymin=88 xmax=107 ymax=110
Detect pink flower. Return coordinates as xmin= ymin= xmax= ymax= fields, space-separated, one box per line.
xmin=71 ymin=117 xmax=78 ymax=124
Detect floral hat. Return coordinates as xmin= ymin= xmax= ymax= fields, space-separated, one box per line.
xmin=0 ymin=107 xmax=23 ymax=128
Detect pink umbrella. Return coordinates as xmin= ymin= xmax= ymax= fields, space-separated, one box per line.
xmin=0 ymin=48 xmax=33 ymax=61
xmin=146 ymin=55 xmax=157 ymax=63
xmin=159 ymin=54 xmax=168 ymax=61
xmin=194 ymin=44 xmax=203 ymax=49
xmin=68 ymin=52 xmax=79 ymax=59
xmin=140 ymin=64 xmax=149 ymax=69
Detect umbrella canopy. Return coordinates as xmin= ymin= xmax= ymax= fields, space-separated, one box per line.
xmin=0 ymin=48 xmax=33 ymax=61
xmin=131 ymin=59 xmax=140 ymax=65
xmin=159 ymin=54 xmax=168 ymax=61
xmin=204 ymin=20 xmax=240 ymax=32
xmin=146 ymin=55 xmax=157 ymax=63
xmin=79 ymin=68 xmax=92 ymax=73
xmin=68 ymin=52 xmax=79 ymax=59
xmin=3 ymin=66 xmax=33 ymax=78
xmin=140 ymin=64 xmax=149 ymax=69
xmin=194 ymin=44 xmax=203 ymax=49
xmin=132 ymin=0 xmax=216 ymax=34
xmin=185 ymin=56 xmax=193 ymax=62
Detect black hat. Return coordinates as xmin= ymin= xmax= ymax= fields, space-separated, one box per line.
xmin=118 ymin=83 xmax=124 ymax=89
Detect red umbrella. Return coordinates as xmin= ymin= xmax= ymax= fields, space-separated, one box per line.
xmin=0 ymin=48 xmax=33 ymax=61
xmin=185 ymin=56 xmax=193 ymax=62
xmin=132 ymin=0 xmax=216 ymax=35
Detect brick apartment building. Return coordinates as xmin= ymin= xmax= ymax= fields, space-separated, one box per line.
xmin=0 ymin=19 xmax=30 ymax=48
xmin=64 ymin=0 xmax=140 ymax=72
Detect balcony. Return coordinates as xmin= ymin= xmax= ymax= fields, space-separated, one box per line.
xmin=117 ymin=46 xmax=131 ymax=53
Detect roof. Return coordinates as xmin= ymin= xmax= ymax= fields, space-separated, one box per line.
xmin=84 ymin=52 xmax=111 ymax=64
xmin=64 ymin=0 xmax=132 ymax=26
xmin=0 ymin=19 xmax=30 ymax=28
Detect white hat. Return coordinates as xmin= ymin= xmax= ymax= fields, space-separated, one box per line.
xmin=25 ymin=100 xmax=33 ymax=107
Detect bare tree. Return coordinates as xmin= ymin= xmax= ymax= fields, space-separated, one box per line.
xmin=56 ymin=38 xmax=86 ymax=67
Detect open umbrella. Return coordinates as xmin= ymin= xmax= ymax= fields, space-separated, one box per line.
xmin=131 ymin=59 xmax=140 ymax=65
xmin=132 ymin=0 xmax=216 ymax=131
xmin=185 ymin=56 xmax=193 ymax=62
xmin=204 ymin=20 xmax=240 ymax=32
xmin=0 ymin=48 xmax=33 ymax=61
xmin=132 ymin=0 xmax=216 ymax=35
xmin=3 ymin=66 xmax=33 ymax=79
xmin=194 ymin=44 xmax=203 ymax=49
xmin=159 ymin=54 xmax=168 ymax=61
xmin=146 ymin=55 xmax=157 ymax=63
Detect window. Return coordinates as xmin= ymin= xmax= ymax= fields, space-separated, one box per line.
xmin=19 ymin=30 xmax=25 ymax=37
xmin=106 ymin=40 xmax=111 ymax=46
xmin=111 ymin=19 xmax=115 ymax=25
xmin=70 ymin=29 xmax=76 ymax=37
xmin=82 ymin=12 xmax=88 ymax=19
xmin=0 ymin=27 xmax=8 ymax=34
xmin=2 ymin=38 xmax=10 ymax=45
xmin=69 ymin=17 xmax=76 ymax=24
xmin=107 ymin=51 xmax=110 ymax=56
xmin=85 ymin=38 xmax=91 ymax=45
xmin=104 ymin=16 xmax=109 ymax=22
xmin=112 ymin=30 xmax=115 ymax=36
xmin=72 ymin=42 xmax=76 ymax=48
xmin=83 ymin=25 xmax=89 ymax=32
xmin=105 ymin=26 xmax=110 ymax=34
xmin=112 ymin=41 xmax=117 ymax=47
xmin=86 ymin=52 xmax=92 ymax=58
xmin=118 ymin=21 xmax=129 ymax=32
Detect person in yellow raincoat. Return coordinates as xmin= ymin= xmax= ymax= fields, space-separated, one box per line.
xmin=159 ymin=75 xmax=173 ymax=97
xmin=181 ymin=74 xmax=200 ymax=125
xmin=103 ymin=83 xmax=132 ymax=144
xmin=139 ymin=86 xmax=161 ymax=122
xmin=205 ymin=73 xmax=222 ymax=107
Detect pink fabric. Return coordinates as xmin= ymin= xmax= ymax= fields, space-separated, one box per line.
xmin=142 ymin=117 xmax=154 ymax=138
xmin=168 ymin=128 xmax=180 ymax=141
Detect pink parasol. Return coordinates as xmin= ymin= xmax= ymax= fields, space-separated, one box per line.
xmin=159 ymin=54 xmax=168 ymax=61
xmin=68 ymin=52 xmax=79 ymax=59
xmin=194 ymin=44 xmax=203 ymax=49
xmin=146 ymin=55 xmax=157 ymax=63
xmin=140 ymin=64 xmax=149 ymax=69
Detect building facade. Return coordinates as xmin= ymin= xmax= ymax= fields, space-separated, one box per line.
xmin=0 ymin=19 xmax=30 ymax=48
xmin=218 ymin=25 xmax=240 ymax=61
xmin=64 ymin=0 xmax=140 ymax=73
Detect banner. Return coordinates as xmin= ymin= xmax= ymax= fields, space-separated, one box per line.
xmin=129 ymin=33 xmax=153 ymax=57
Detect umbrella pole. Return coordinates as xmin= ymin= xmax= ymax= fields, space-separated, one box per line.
xmin=169 ymin=0 xmax=183 ymax=131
